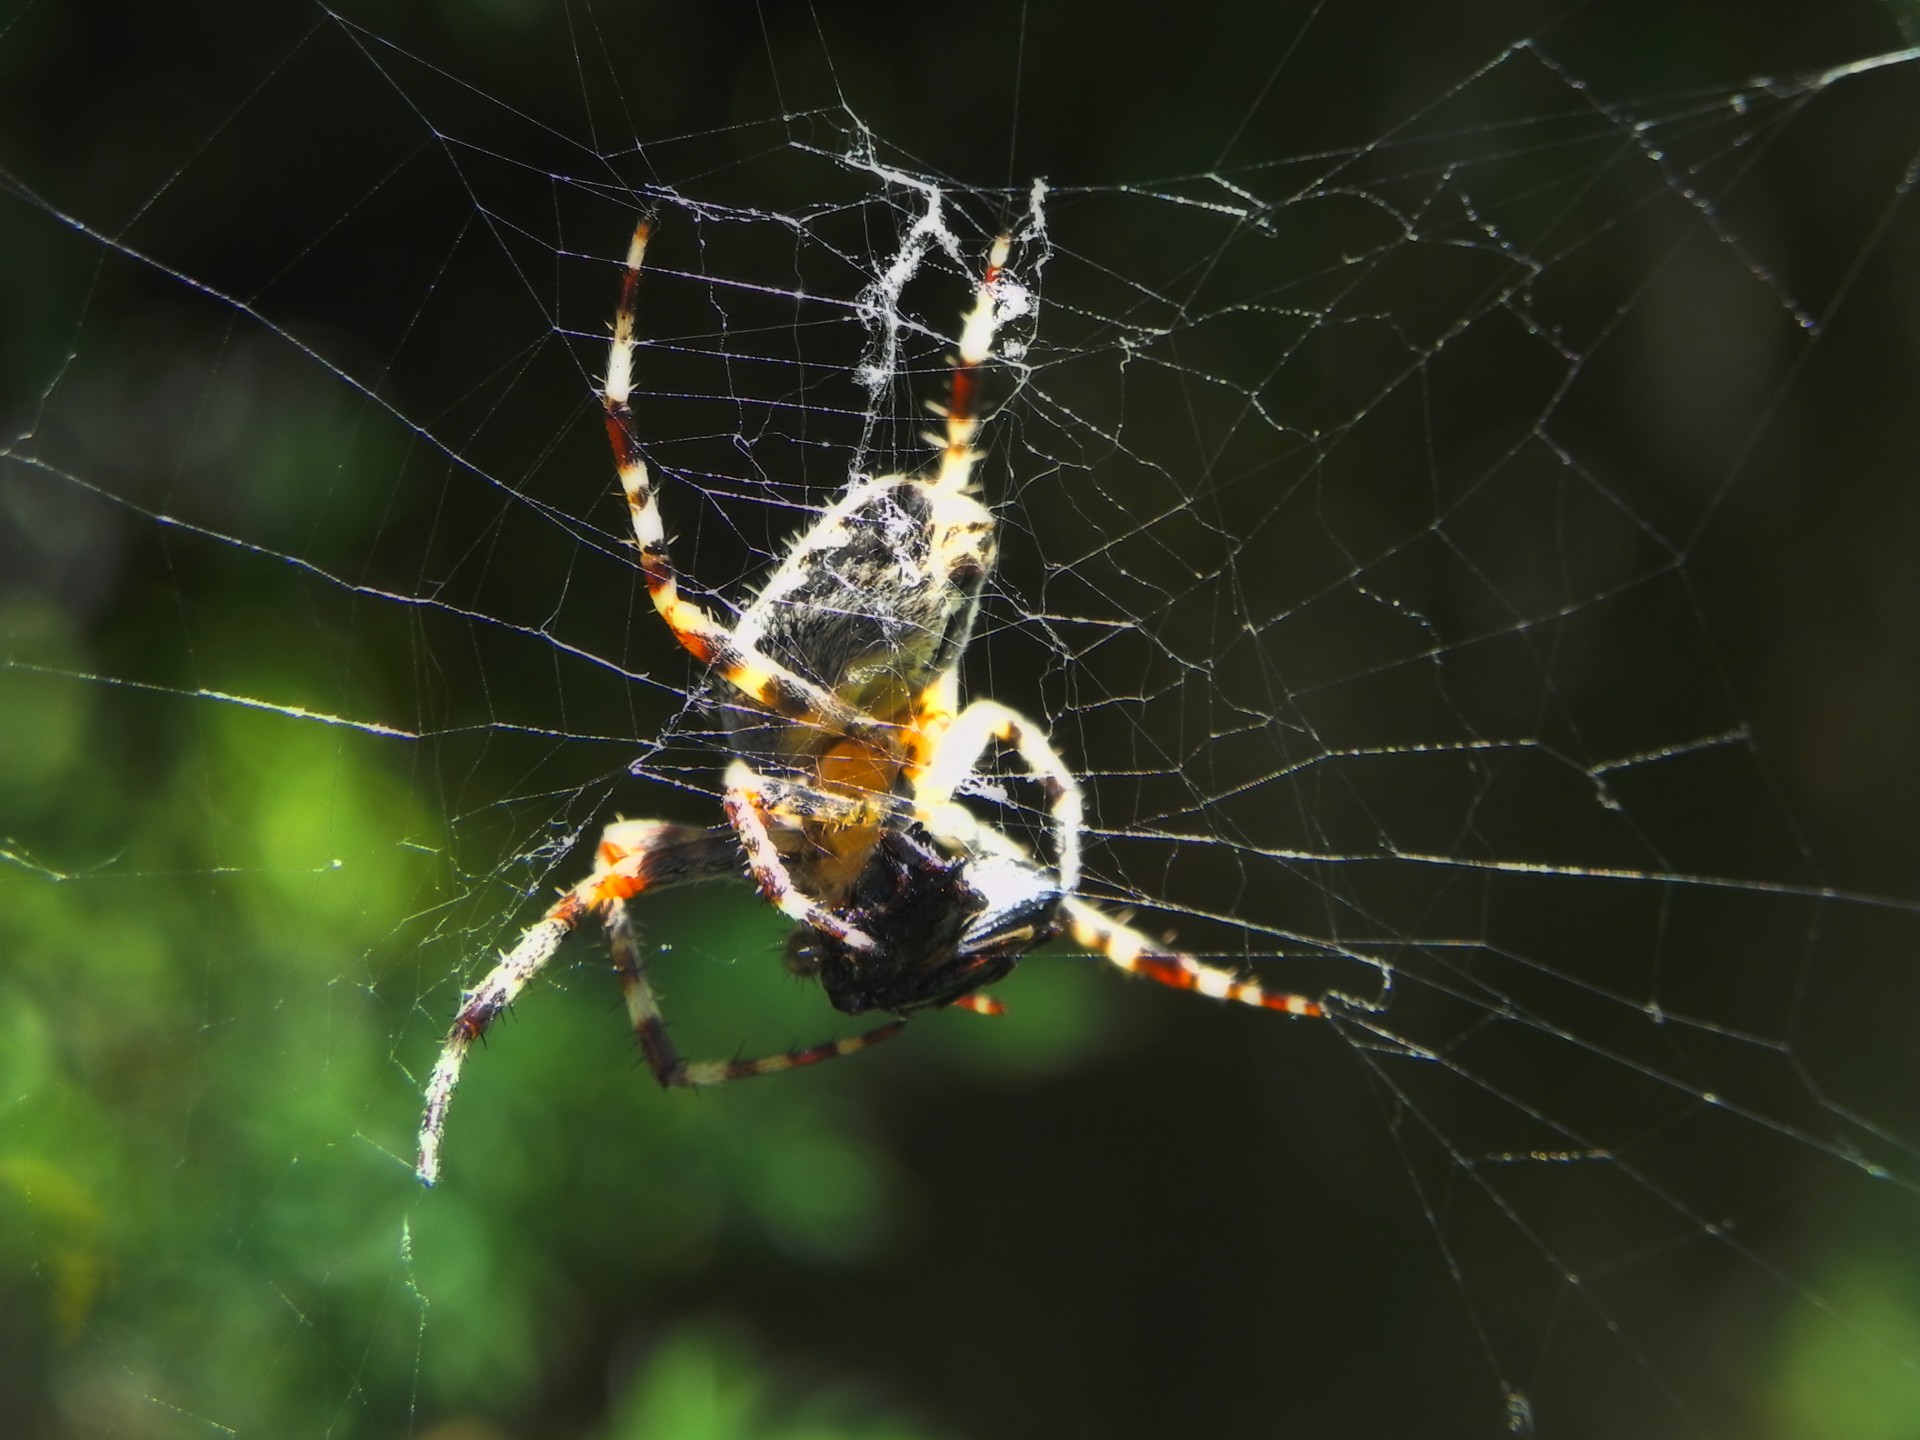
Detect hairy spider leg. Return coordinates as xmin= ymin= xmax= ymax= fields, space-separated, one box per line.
xmin=416 ymin=820 xmax=739 ymax=1185
xmin=1062 ymin=897 xmax=1324 ymax=1017
xmin=910 ymin=234 xmax=1016 ymax=744
xmin=604 ymin=900 xmax=905 ymax=1088
xmin=934 ymin=233 xmax=1012 ymax=496
xmin=722 ymin=760 xmax=877 ymax=952
xmin=912 ymin=696 xmax=1085 ymax=895
xmin=602 ymin=220 xmax=891 ymax=745
xmin=917 ymin=805 xmax=1323 ymax=1021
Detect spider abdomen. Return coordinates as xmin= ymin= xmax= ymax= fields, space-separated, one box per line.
xmin=733 ymin=476 xmax=992 ymax=747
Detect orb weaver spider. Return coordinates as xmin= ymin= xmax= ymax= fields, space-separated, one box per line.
xmin=415 ymin=216 xmax=1324 ymax=1186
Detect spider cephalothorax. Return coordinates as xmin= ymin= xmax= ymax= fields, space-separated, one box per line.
xmin=790 ymin=821 xmax=1067 ymax=1017
xmin=414 ymin=213 xmax=1323 ymax=1187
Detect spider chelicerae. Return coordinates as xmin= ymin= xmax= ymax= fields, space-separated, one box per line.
xmin=414 ymin=216 xmax=1324 ymax=1185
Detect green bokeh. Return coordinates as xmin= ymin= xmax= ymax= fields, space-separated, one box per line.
xmin=1772 ymin=1253 xmax=1920 ymax=1440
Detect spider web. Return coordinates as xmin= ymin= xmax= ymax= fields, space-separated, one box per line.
xmin=4 ymin=2 xmax=1918 ymax=1436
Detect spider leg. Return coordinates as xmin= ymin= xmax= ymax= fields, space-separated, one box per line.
xmin=415 ymin=820 xmax=738 ymax=1185
xmin=1062 ymin=896 xmax=1324 ymax=1017
xmin=932 ymin=234 xmax=1013 ymax=496
xmin=948 ymin=992 xmax=1007 ymax=1016
xmin=895 ymin=233 xmax=1019 ymax=744
xmin=603 ymin=220 xmax=892 ymax=745
xmin=722 ymin=760 xmax=878 ymax=952
xmin=912 ymin=797 xmax=1311 ymax=1016
xmin=604 ymin=900 xmax=905 ymax=1087
xmin=913 ymin=697 xmax=1083 ymax=894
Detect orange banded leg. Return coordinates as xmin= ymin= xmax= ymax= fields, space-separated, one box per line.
xmin=604 ymin=901 xmax=906 ymax=1087
xmin=602 ymin=220 xmax=890 ymax=745
xmin=949 ymin=993 xmax=1007 ymax=1016
xmin=722 ymin=760 xmax=877 ymax=953
xmin=415 ymin=820 xmax=738 ymax=1185
xmin=931 ymin=234 xmax=1013 ymax=496
xmin=1062 ymin=897 xmax=1324 ymax=1018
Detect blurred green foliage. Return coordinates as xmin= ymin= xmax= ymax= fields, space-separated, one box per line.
xmin=604 ymin=1326 xmax=942 ymax=1440
xmin=1771 ymin=1253 xmax=1920 ymax=1438
xmin=0 ymin=566 xmax=1109 ymax=1433
xmin=0 ymin=478 xmax=1114 ymax=1433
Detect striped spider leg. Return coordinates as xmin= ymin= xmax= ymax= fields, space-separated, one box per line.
xmin=415 ymin=820 xmax=906 ymax=1186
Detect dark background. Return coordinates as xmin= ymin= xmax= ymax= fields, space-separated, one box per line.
xmin=3 ymin=2 xmax=1918 ymax=1437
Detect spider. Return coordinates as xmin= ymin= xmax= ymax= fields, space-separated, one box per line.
xmin=414 ymin=217 xmax=1324 ymax=1185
